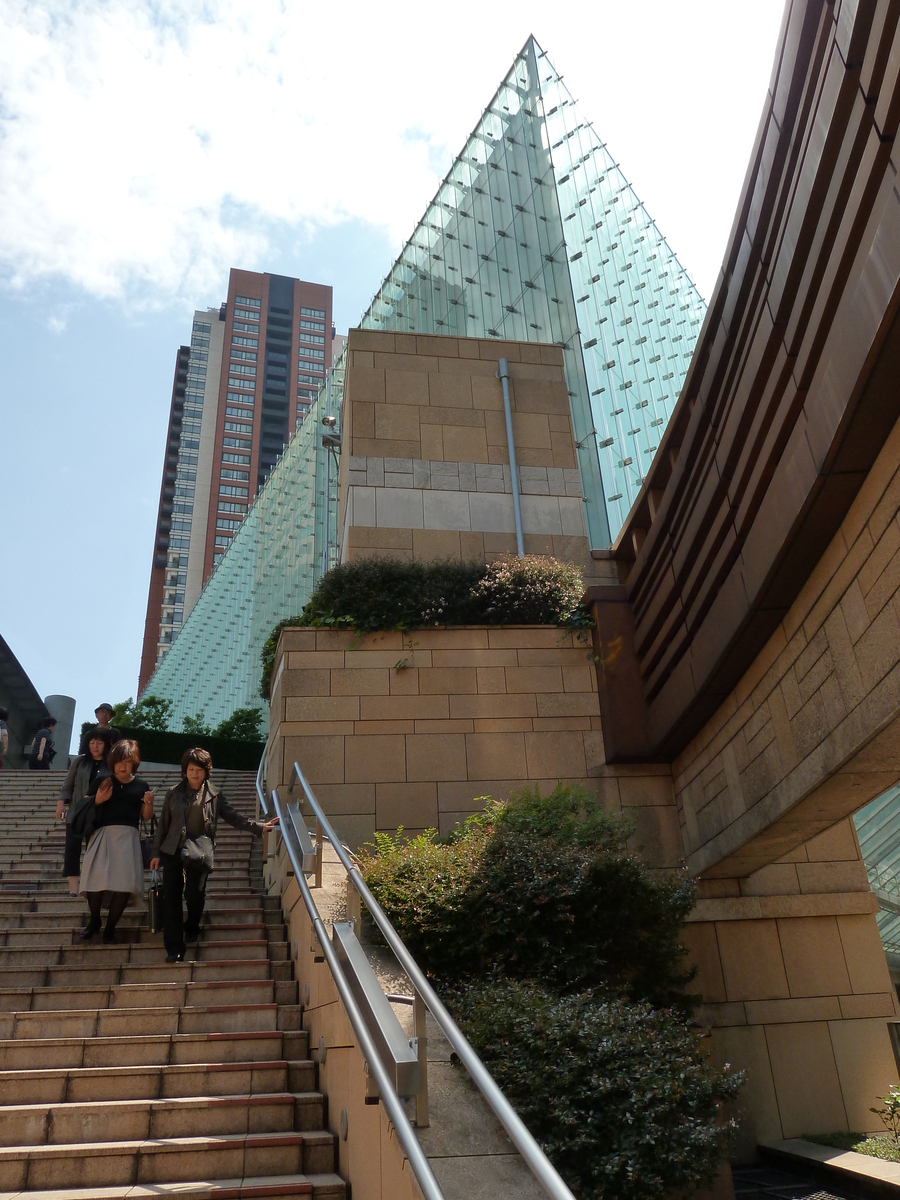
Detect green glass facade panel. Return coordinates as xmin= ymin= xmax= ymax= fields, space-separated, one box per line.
xmin=855 ymin=788 xmax=900 ymax=957
xmin=142 ymin=37 xmax=704 ymax=723
xmin=144 ymin=357 xmax=343 ymax=730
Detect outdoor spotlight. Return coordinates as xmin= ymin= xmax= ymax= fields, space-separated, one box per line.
xmin=322 ymin=415 xmax=337 ymax=428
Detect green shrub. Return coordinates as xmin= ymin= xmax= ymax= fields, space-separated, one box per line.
xmin=445 ymin=976 xmax=741 ymax=1200
xmin=361 ymin=826 xmax=491 ymax=972
xmin=360 ymin=785 xmax=697 ymax=1008
xmin=259 ymin=616 xmax=306 ymax=701
xmin=259 ymin=555 xmax=592 ymax=698
xmin=300 ymin=557 xmax=486 ymax=632
xmin=359 ymin=783 xmax=738 ymax=1198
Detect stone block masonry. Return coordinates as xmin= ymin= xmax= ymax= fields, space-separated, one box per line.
xmin=266 ymin=626 xmax=677 ymax=860
xmin=337 ymin=331 xmax=609 ymax=583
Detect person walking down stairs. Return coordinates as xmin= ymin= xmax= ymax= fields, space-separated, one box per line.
xmin=78 ymin=738 xmax=153 ymax=944
xmin=150 ymin=748 xmax=279 ymax=963
xmin=55 ymin=725 xmax=113 ymax=896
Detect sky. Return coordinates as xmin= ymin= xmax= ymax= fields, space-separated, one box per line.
xmin=0 ymin=0 xmax=786 ymax=751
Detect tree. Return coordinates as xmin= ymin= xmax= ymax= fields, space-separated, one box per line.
xmin=105 ymin=696 xmax=173 ymax=731
xmin=182 ymin=711 xmax=212 ymax=736
xmin=109 ymin=699 xmax=137 ymax=728
xmin=214 ymin=706 xmax=263 ymax=742
xmin=130 ymin=695 xmax=173 ymax=732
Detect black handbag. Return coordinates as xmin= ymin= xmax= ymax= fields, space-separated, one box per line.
xmin=140 ymin=816 xmax=157 ymax=870
xmin=147 ymin=868 xmax=163 ymax=934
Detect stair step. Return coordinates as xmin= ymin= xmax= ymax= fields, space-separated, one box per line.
xmin=0 ymin=1170 xmax=346 ymax=1198
xmin=0 ymin=959 xmax=283 ymax=987
xmin=0 ymin=1092 xmax=304 ymax=1146
xmin=0 ymin=977 xmax=279 ymax=1010
xmin=0 ymin=937 xmax=271 ymax=962
xmin=0 ymin=1000 xmax=290 ymax=1039
xmin=0 ymin=1029 xmax=308 ymax=1069
xmin=0 ymin=1129 xmax=336 ymax=1189
xmin=0 ymin=1058 xmax=316 ymax=1103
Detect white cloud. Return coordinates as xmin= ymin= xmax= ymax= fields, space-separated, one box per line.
xmin=0 ymin=0 xmax=785 ymax=306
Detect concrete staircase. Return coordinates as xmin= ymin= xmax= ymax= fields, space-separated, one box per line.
xmin=0 ymin=768 xmax=345 ymax=1199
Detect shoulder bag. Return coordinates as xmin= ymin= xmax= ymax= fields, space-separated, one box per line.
xmin=180 ymin=792 xmax=214 ymax=871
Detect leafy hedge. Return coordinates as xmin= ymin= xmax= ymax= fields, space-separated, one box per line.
xmin=112 ymin=727 xmax=264 ymax=771
xmin=259 ymin=555 xmax=591 ymax=698
xmin=448 ymin=977 xmax=739 ymax=1200
xmin=358 ymin=785 xmax=741 ymax=1199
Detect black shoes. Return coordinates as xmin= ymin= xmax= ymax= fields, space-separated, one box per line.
xmin=183 ymin=926 xmax=200 ymax=942
xmin=165 ymin=952 xmax=184 ymax=963
xmin=102 ymin=929 xmax=117 ymax=944
xmin=79 ymin=920 xmax=101 ymax=941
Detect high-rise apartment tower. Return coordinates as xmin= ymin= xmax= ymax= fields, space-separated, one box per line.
xmin=139 ymin=269 xmax=333 ymax=690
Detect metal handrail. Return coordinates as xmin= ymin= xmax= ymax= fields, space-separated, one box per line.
xmin=255 ymin=757 xmax=270 ymax=818
xmin=268 ymin=786 xmax=446 ymax=1200
xmin=285 ymin=758 xmax=576 ymax=1200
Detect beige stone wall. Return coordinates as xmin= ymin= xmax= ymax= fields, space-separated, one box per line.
xmin=674 ymin=411 xmax=900 ymax=878
xmin=269 ymin=625 xmax=611 ymax=847
xmin=684 ymin=819 xmax=900 ymax=1158
xmin=273 ymin=867 xmax=421 ymax=1200
xmin=339 ymin=329 xmax=606 ymax=581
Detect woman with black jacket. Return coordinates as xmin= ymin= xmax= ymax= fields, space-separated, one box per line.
xmin=79 ymin=739 xmax=154 ymax=943
xmin=55 ymin=726 xmax=114 ymax=895
xmin=150 ymin=747 xmax=278 ymax=962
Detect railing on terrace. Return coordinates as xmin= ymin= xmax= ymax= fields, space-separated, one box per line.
xmin=255 ymin=754 xmax=576 ymax=1200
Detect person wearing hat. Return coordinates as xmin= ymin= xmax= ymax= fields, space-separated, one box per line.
xmin=79 ymin=703 xmax=122 ymax=755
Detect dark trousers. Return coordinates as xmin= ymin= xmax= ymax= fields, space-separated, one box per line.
xmin=29 ymin=761 xmax=49 ymax=771
xmin=63 ymin=825 xmax=83 ymax=877
xmin=161 ymin=853 xmax=209 ymax=956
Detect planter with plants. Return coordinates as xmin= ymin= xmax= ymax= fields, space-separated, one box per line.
xmin=259 ymin=554 xmax=593 ymax=699
xmin=358 ymin=783 xmax=743 ymax=1200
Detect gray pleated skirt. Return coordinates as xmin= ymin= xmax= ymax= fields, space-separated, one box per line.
xmin=79 ymin=825 xmax=144 ymax=907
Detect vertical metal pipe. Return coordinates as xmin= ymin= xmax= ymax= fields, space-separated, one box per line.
xmin=497 ymin=358 xmax=525 ymax=558
xmin=320 ymin=370 xmax=332 ymax=576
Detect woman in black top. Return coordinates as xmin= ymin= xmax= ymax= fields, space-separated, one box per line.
xmin=78 ymin=739 xmax=154 ymax=943
xmin=56 ymin=726 xmax=113 ymax=895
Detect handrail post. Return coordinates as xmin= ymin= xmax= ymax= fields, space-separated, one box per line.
xmin=413 ymin=987 xmax=429 ymax=1128
xmin=346 ymin=878 xmax=362 ymax=929
xmin=315 ymin=817 xmax=324 ymax=888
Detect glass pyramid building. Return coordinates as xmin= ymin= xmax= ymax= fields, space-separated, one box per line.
xmin=143 ymin=35 xmax=706 ymax=725
xmin=359 ymin=36 xmax=705 ymax=544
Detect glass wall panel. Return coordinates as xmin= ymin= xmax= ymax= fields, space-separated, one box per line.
xmin=855 ymin=788 xmax=900 ymax=957
xmin=145 ymin=354 xmax=344 ymax=730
